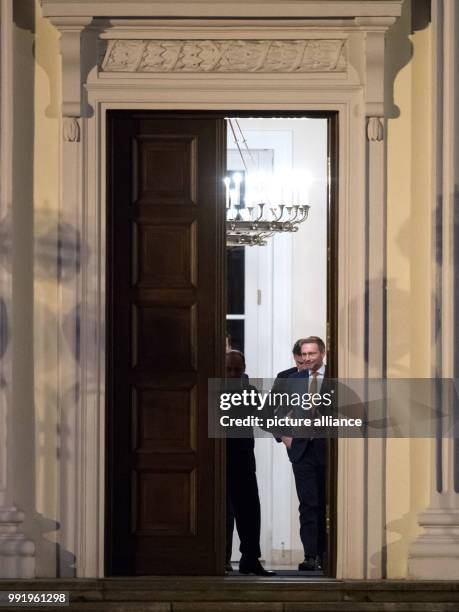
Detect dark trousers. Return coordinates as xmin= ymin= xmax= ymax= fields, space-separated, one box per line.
xmin=226 ymin=444 xmax=261 ymax=562
xmin=292 ymin=443 xmax=326 ymax=558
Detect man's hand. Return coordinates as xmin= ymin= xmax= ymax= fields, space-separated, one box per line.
xmin=281 ymin=436 xmax=292 ymax=449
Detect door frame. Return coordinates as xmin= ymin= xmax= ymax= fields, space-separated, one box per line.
xmin=104 ymin=110 xmax=339 ymax=575
xmin=43 ymin=9 xmax=396 ymax=578
xmin=85 ymin=97 xmax=370 ymax=579
xmin=223 ymin=110 xmax=339 ymax=574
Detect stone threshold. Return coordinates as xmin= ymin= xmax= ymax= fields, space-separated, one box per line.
xmin=0 ymin=578 xmax=459 ymax=611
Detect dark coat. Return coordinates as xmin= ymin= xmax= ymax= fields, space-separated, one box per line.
xmin=276 ymin=366 xmax=298 ymax=379
xmin=284 ymin=367 xmax=330 ymax=465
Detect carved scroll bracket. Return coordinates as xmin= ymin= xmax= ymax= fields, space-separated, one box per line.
xmin=48 ymin=17 xmax=93 ymax=118
xmin=355 ymin=19 xmax=396 ymax=128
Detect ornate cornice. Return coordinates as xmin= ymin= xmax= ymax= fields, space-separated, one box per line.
xmin=100 ymin=39 xmax=347 ymax=73
xmin=41 ymin=1 xmax=404 ymax=20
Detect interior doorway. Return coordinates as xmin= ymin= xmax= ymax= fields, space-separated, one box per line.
xmin=225 ymin=116 xmax=337 ymax=576
xmin=105 ymin=110 xmax=337 ymax=576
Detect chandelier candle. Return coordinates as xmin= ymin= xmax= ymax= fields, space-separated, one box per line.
xmin=225 ymin=118 xmax=312 ymax=247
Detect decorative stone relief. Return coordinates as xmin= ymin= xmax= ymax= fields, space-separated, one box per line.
xmin=63 ymin=117 xmax=81 ymax=142
xmin=367 ymin=117 xmax=384 ymax=142
xmin=101 ymin=39 xmax=347 ymax=73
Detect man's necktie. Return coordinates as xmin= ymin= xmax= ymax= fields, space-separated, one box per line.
xmin=309 ymin=372 xmax=318 ymax=394
xmin=308 ymin=372 xmax=320 ymax=427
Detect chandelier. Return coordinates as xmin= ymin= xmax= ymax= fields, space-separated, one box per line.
xmin=225 ymin=119 xmax=311 ymax=247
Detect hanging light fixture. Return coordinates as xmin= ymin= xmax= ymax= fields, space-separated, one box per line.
xmin=225 ymin=119 xmax=311 ymax=247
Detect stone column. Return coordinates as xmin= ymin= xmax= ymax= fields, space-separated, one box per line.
xmin=408 ymin=0 xmax=459 ymax=580
xmin=0 ymin=0 xmax=35 ymax=578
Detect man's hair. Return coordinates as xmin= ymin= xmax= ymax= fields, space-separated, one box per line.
xmin=292 ymin=338 xmax=308 ymax=356
xmin=226 ymin=349 xmax=246 ymax=369
xmin=300 ymin=336 xmax=326 ymax=353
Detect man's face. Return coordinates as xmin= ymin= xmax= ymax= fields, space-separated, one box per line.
xmin=300 ymin=342 xmax=325 ymax=372
xmin=293 ymin=353 xmax=306 ymax=371
xmin=225 ymin=353 xmax=245 ymax=378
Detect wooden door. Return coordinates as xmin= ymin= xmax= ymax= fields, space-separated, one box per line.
xmin=106 ymin=112 xmax=226 ymax=575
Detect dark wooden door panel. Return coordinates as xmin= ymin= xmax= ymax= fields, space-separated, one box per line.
xmin=107 ymin=112 xmax=226 ymax=575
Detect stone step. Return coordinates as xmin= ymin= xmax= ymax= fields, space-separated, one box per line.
xmin=59 ymin=604 xmax=459 ymax=612
xmin=1 ymin=579 xmax=459 ymax=611
xmin=60 ymin=605 xmax=459 ymax=612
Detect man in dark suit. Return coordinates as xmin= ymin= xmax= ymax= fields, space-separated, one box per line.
xmin=225 ymin=350 xmax=275 ymax=576
xmin=273 ymin=338 xmax=307 ymax=383
xmin=270 ymin=338 xmax=308 ymax=441
xmin=281 ymin=336 xmax=328 ymax=572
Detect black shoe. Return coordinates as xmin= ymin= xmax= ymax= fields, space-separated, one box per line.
xmin=239 ymin=557 xmax=277 ymax=576
xmin=298 ymin=555 xmax=322 ymax=571
xmin=225 ymin=562 xmax=233 ymax=572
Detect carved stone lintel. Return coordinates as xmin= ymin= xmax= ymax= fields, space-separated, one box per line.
xmin=367 ymin=116 xmax=384 ymax=142
xmin=63 ymin=117 xmax=81 ymax=142
xmin=101 ymin=39 xmax=347 ymax=74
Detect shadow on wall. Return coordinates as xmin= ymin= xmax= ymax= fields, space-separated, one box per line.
xmin=385 ymin=0 xmax=431 ymax=119
xmin=342 ymin=188 xmax=449 ymax=376
xmin=32 ymin=217 xmax=91 ymax=579
xmin=3 ymin=0 xmax=89 ymax=577
xmin=379 ymin=510 xmax=420 ymax=577
xmin=0 ymin=378 xmax=76 ymax=577
xmin=342 ymin=276 xmax=410 ymax=375
xmin=381 ymin=437 xmax=432 ymax=578
xmin=369 ymin=182 xmax=459 ymax=576
xmin=0 ymin=209 xmax=86 ymax=282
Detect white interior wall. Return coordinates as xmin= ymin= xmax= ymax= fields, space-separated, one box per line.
xmin=227 ymin=118 xmax=328 ymax=565
xmin=232 ymin=117 xmax=328 ymax=374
